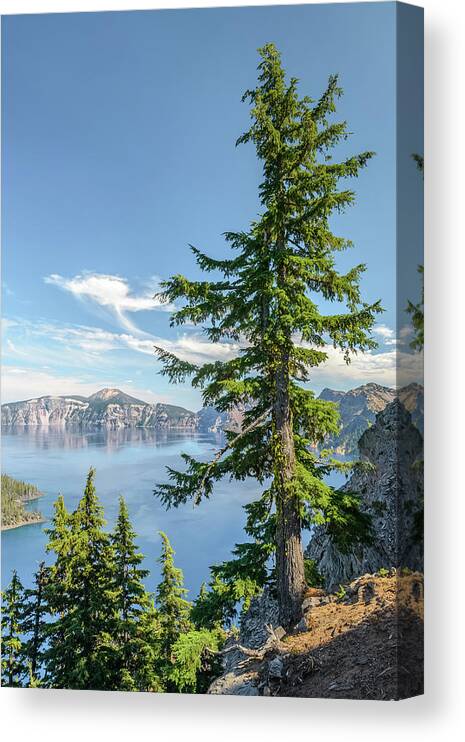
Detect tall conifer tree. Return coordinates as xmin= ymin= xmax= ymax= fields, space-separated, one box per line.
xmin=46 ymin=469 xmax=116 ymax=689
xmin=110 ymin=496 xmax=161 ymax=691
xmin=44 ymin=494 xmax=75 ymax=686
xmin=1 ymin=571 xmax=27 ymax=687
xmin=21 ymin=561 xmax=48 ymax=683
xmin=155 ymin=532 xmax=191 ymax=686
xmin=154 ymin=44 xmax=381 ymax=625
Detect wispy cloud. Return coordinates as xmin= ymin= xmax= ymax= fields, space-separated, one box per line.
xmin=373 ymin=323 xmax=417 ymax=348
xmin=145 ymin=333 xmax=241 ymax=365
xmin=2 ymin=318 xmax=19 ymax=332
xmin=399 ymin=324 xmax=414 ymax=340
xmin=306 ymin=343 xmax=423 ymax=389
xmin=44 ymin=272 xmax=173 ymax=334
xmin=373 ymin=324 xmax=399 ymax=346
xmin=2 ymin=316 xmax=422 ymax=402
xmin=3 ymin=318 xmax=240 ymax=367
xmin=41 ymin=322 xmax=240 ymax=365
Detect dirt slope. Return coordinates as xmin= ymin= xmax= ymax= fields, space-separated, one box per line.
xmin=277 ymin=572 xmax=424 ymax=700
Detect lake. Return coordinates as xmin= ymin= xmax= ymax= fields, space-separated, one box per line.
xmin=1 ymin=425 xmax=347 ymax=598
xmin=1 ymin=425 xmax=264 ymax=598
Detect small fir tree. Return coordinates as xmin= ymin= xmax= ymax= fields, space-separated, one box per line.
xmin=43 ymin=494 xmax=75 ymax=687
xmin=45 ymin=469 xmax=116 ymax=689
xmin=169 ymin=627 xmax=224 ymax=693
xmin=21 ymin=561 xmax=49 ymax=683
xmin=155 ymin=531 xmax=192 ymax=686
xmin=110 ymin=496 xmax=161 ymax=691
xmin=1 ymin=571 xmax=27 ymax=687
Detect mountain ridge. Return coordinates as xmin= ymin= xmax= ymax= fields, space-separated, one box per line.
xmin=2 ymin=383 xmax=423 ymax=440
xmin=317 ymin=382 xmax=423 ymax=454
xmin=1 ymin=387 xmax=198 ymax=430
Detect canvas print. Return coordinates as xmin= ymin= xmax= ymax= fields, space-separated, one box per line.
xmin=1 ymin=2 xmax=424 ymax=699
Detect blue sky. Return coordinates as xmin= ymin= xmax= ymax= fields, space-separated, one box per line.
xmin=1 ymin=3 xmax=423 ymax=408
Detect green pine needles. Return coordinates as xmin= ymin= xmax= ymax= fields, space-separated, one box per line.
xmin=154 ymin=43 xmax=381 ymax=626
xmin=407 ymin=154 xmax=424 ymax=352
xmin=1 ymin=571 xmax=27 ymax=687
xmin=1 ymin=468 xmax=222 ymax=692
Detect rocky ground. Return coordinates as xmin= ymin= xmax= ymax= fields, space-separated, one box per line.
xmin=208 ymin=395 xmax=424 ymax=700
xmin=209 ymin=571 xmax=424 ymax=700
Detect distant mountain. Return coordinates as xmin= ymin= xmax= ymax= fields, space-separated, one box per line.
xmin=196 ymin=403 xmax=245 ymax=433
xmin=2 ymin=384 xmax=423 ymax=444
xmin=318 ymin=382 xmax=423 ymax=454
xmin=1 ymin=388 xmax=198 ymax=430
xmin=87 ymin=388 xmax=146 ymax=407
xmin=196 ymin=406 xmax=228 ymax=433
xmin=398 ymin=383 xmax=424 ymax=435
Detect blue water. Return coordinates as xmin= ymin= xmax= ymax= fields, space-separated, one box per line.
xmin=1 ymin=426 xmax=262 ymax=598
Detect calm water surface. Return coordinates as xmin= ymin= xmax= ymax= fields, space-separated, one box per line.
xmin=1 ymin=426 xmax=262 ymax=597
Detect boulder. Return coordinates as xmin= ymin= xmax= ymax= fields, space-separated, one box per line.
xmin=239 ymin=589 xmax=280 ymax=649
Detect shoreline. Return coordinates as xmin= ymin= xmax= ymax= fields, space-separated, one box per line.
xmin=20 ymin=492 xmax=43 ymax=502
xmin=1 ymin=516 xmax=46 ymax=532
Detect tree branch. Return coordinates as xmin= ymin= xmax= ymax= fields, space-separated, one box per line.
xmin=194 ymin=407 xmax=272 ymax=505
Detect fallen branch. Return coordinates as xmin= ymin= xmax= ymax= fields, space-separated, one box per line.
xmin=218 ymin=624 xmax=286 ymax=664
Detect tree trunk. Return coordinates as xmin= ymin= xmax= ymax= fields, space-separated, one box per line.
xmin=274 ymin=358 xmax=306 ymax=628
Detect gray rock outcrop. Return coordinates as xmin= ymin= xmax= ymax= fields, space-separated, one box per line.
xmin=239 ymin=589 xmax=280 ymax=649
xmin=318 ymin=382 xmax=423 ymax=454
xmin=208 ymin=588 xmax=282 ymax=695
xmin=306 ymin=398 xmax=424 ymax=591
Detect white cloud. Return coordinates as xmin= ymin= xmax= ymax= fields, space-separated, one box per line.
xmin=1 ymin=366 xmax=108 ymax=403
xmin=89 ymin=327 xmax=239 ymax=366
xmin=372 ymin=323 xmax=418 ymax=348
xmin=372 ymin=324 xmax=398 ymax=346
xmin=306 ymin=343 xmax=423 ymax=390
xmin=44 ymin=272 xmax=173 ymax=334
xmin=36 ymin=323 xmax=240 ymax=366
xmin=5 ymin=338 xmax=26 ymax=356
xmin=141 ymin=333 xmax=241 ymax=365
xmin=1 ymin=365 xmax=165 ymax=405
xmin=373 ymin=324 xmax=395 ymax=339
xmin=399 ymin=324 xmax=414 ymax=340
xmin=2 ymin=318 xmax=19 ymax=333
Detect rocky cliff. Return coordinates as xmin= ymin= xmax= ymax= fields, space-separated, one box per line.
xmin=2 ymin=388 xmax=247 ymax=432
xmin=208 ymin=392 xmax=424 ymax=699
xmin=1 ymin=388 xmax=198 ymax=430
xmin=306 ymin=398 xmax=424 ymax=591
xmin=196 ymin=404 xmax=245 ymax=433
xmin=318 ymin=382 xmax=423 ymax=453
